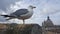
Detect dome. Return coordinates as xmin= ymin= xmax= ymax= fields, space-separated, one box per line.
xmin=42 ymin=16 xmax=54 ymax=27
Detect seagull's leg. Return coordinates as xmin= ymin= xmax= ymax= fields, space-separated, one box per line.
xmin=23 ymin=19 xmax=25 ymax=24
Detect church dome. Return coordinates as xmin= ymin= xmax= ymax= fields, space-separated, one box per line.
xmin=42 ymin=16 xmax=54 ymax=27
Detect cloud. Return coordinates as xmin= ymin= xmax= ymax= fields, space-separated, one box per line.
xmin=0 ymin=0 xmax=21 ymax=22
xmin=0 ymin=0 xmax=20 ymax=11
xmin=0 ymin=0 xmax=60 ymax=25
xmin=39 ymin=0 xmax=60 ymax=15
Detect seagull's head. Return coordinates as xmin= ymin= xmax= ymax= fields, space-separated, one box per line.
xmin=28 ymin=5 xmax=36 ymax=9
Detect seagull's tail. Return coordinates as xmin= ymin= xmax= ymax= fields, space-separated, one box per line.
xmin=1 ymin=15 xmax=10 ymax=17
xmin=0 ymin=15 xmax=14 ymax=17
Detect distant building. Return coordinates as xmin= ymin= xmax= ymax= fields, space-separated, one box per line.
xmin=42 ymin=16 xmax=60 ymax=34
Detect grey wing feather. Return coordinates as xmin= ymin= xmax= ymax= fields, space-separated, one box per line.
xmin=10 ymin=9 xmax=28 ymax=17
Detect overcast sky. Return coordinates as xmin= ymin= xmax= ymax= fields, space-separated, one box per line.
xmin=0 ymin=0 xmax=60 ymax=25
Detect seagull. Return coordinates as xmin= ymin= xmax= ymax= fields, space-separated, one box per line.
xmin=1 ymin=5 xmax=36 ymax=24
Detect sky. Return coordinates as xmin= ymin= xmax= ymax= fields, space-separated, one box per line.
xmin=0 ymin=0 xmax=60 ymax=25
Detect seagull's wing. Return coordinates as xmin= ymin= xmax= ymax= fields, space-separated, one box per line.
xmin=10 ymin=9 xmax=29 ymax=17
xmin=5 ymin=9 xmax=29 ymax=20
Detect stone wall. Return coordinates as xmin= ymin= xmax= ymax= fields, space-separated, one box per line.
xmin=0 ymin=23 xmax=42 ymax=34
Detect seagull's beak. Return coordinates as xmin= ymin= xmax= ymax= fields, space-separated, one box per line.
xmin=33 ymin=7 xmax=36 ymax=8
